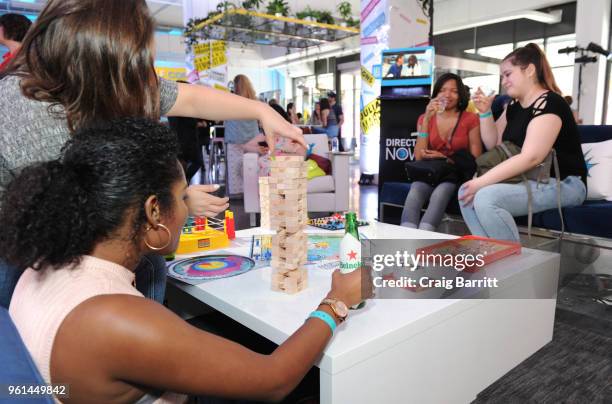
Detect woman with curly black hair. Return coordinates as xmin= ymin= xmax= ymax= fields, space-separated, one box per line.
xmin=4 ymin=118 xmax=364 ymax=404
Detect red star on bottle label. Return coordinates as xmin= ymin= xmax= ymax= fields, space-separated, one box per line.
xmin=347 ymin=250 xmax=357 ymax=260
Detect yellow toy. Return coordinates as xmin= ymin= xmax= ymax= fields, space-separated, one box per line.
xmin=175 ymin=211 xmax=234 ymax=255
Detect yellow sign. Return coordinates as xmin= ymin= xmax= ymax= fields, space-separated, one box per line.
xmin=360 ymin=98 xmax=380 ymax=135
xmin=155 ymin=66 xmax=187 ymax=82
xmin=214 ymin=84 xmax=229 ymax=92
xmin=193 ymin=40 xmax=227 ymax=72
xmin=361 ymin=66 xmax=375 ymax=87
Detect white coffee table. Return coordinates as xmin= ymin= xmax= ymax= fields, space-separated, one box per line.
xmin=170 ymin=222 xmax=560 ymax=404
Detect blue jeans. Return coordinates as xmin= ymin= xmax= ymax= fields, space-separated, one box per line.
xmin=325 ymin=124 xmax=339 ymax=139
xmin=0 ymin=253 xmax=168 ymax=309
xmin=312 ymin=125 xmax=339 ymax=139
xmin=459 ymin=176 xmax=586 ymax=242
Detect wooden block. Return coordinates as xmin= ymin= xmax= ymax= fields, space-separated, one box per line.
xmin=271 ymin=267 xmax=308 ymax=294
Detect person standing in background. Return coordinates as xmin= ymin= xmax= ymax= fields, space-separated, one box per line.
xmin=287 ymin=102 xmax=299 ymax=124
xmin=310 ymin=102 xmax=322 ymax=126
xmin=564 ymin=95 xmax=582 ymax=124
xmin=0 ymin=14 xmax=31 ymax=71
xmin=328 ymin=92 xmax=345 ymax=151
xmin=224 ymin=74 xmax=262 ymax=196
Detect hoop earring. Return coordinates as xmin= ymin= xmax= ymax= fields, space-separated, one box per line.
xmin=144 ymin=223 xmax=172 ymax=251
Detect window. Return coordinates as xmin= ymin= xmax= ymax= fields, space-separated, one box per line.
xmin=465 ymin=43 xmax=514 ymax=60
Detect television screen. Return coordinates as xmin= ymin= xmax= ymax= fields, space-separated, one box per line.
xmin=381 ymin=47 xmax=434 ymax=87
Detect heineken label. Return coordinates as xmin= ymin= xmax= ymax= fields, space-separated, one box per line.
xmin=339 ymin=232 xmax=361 ymax=274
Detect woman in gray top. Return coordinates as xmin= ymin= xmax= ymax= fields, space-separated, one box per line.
xmin=224 ymin=74 xmax=262 ymax=195
xmin=0 ymin=0 xmax=305 ymax=308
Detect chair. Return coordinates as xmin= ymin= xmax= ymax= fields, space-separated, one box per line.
xmin=0 ymin=307 xmax=53 ymax=403
xmin=243 ymin=134 xmax=351 ymax=226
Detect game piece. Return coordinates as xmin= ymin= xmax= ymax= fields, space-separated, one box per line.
xmin=307 ymin=214 xmax=369 ymax=231
xmin=265 ymin=155 xmax=309 ymax=294
xmin=168 ymin=255 xmax=255 ymax=285
xmin=176 ymin=211 xmax=234 ymax=254
xmin=224 ymin=211 xmax=235 ymax=240
xmin=259 ymin=177 xmax=271 ymax=230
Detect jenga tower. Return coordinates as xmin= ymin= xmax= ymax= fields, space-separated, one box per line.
xmin=259 ymin=176 xmax=271 ymax=230
xmin=268 ymin=156 xmax=308 ymax=293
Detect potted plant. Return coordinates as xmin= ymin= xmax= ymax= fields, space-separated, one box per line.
xmin=316 ymin=10 xmax=335 ymax=25
xmin=266 ymin=0 xmax=289 ymax=16
xmin=266 ymin=0 xmax=289 ymax=32
xmin=338 ymin=2 xmax=352 ymax=23
xmin=337 ymin=2 xmax=358 ymax=27
xmin=242 ymin=0 xmax=263 ymax=10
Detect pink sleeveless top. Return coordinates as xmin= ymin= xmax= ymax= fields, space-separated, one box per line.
xmin=9 ymin=255 xmax=185 ymax=403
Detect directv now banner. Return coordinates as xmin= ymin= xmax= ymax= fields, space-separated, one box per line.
xmin=357 ymin=239 xmax=558 ymax=299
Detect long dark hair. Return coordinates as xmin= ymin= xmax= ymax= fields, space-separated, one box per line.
xmin=5 ymin=0 xmax=159 ymax=132
xmin=319 ymin=98 xmax=330 ymax=111
xmin=0 ymin=118 xmax=182 ymax=272
xmin=503 ymin=43 xmax=561 ymax=94
xmin=432 ymin=73 xmax=470 ymax=111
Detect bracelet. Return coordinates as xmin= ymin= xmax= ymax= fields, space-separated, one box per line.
xmin=418 ymin=132 xmax=429 ymax=138
xmin=479 ymin=111 xmax=493 ymax=119
xmin=308 ymin=310 xmax=337 ymax=334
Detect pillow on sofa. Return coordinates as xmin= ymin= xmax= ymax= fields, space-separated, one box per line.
xmin=582 ymin=139 xmax=612 ymax=201
xmin=306 ymin=159 xmax=326 ymax=180
xmin=309 ymin=154 xmax=332 ymax=175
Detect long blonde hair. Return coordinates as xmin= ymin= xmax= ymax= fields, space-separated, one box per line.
xmin=233 ymin=74 xmax=257 ymax=100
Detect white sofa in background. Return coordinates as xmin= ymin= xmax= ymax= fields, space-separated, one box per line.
xmin=242 ymin=134 xmax=350 ymax=226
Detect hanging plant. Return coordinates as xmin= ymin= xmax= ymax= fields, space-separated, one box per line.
xmin=337 ymin=2 xmax=352 ymax=21
xmin=266 ymin=0 xmax=290 ymax=16
xmin=216 ymin=1 xmax=237 ymax=12
xmin=242 ymin=0 xmax=263 ymax=10
xmin=184 ymin=16 xmax=209 ymax=52
xmin=316 ymin=10 xmax=335 ymax=25
xmin=346 ymin=18 xmax=359 ymax=28
xmin=296 ymin=7 xmax=315 ymax=21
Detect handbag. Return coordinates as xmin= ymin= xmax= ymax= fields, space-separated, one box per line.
xmin=476 ymin=141 xmax=553 ymax=183
xmin=475 ymin=141 xmax=563 ymax=238
xmin=404 ymin=111 xmax=463 ymax=186
xmin=404 ymin=158 xmax=456 ymax=186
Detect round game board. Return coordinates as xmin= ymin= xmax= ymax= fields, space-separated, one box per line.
xmin=168 ymin=255 xmax=255 ymax=281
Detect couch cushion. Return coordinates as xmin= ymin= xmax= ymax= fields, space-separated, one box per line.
xmin=380 ymin=182 xmax=411 ymax=206
xmin=578 ymin=125 xmax=612 ymax=144
xmin=581 ymin=139 xmax=612 ymax=201
xmin=516 ymin=200 xmax=612 ymax=238
xmin=0 ymin=308 xmax=53 ymax=403
xmin=307 ymin=175 xmax=335 ymax=193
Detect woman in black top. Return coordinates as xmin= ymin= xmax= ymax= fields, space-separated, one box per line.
xmin=459 ymin=43 xmax=587 ymax=242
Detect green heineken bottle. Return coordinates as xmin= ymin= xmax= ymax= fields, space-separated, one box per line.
xmin=340 ymin=212 xmax=365 ymax=309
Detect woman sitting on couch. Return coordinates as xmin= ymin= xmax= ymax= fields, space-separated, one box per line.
xmin=401 ymin=73 xmax=482 ymax=231
xmin=459 ymin=43 xmax=587 ymax=242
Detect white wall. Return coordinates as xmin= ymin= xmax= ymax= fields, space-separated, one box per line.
xmin=433 ymin=0 xmax=570 ymax=32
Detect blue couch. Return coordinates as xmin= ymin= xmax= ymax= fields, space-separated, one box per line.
xmin=0 ymin=307 xmax=53 ymax=403
xmin=379 ymin=125 xmax=612 ymax=239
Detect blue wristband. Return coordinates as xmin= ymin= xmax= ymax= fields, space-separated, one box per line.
xmin=418 ymin=132 xmax=429 ymax=138
xmin=479 ymin=111 xmax=493 ymax=119
xmin=308 ymin=310 xmax=337 ymax=334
